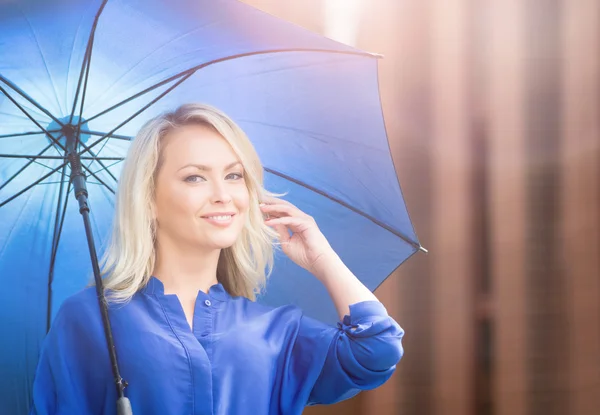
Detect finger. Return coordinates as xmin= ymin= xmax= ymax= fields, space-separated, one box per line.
xmin=273 ymin=224 xmax=291 ymax=244
xmin=260 ymin=196 xmax=281 ymax=205
xmin=259 ymin=205 xmax=287 ymax=221
xmin=260 ymin=203 xmax=305 ymax=218
xmin=261 ymin=200 xmax=311 ymax=219
xmin=261 ymin=196 xmax=297 ymax=209
xmin=265 ymin=215 xmax=313 ymax=232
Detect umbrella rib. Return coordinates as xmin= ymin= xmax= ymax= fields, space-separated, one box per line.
xmin=76 ymin=162 xmax=115 ymax=194
xmin=0 ymin=130 xmax=61 ymax=139
xmin=75 ymin=72 xmax=195 ymax=160
xmin=90 ymin=159 xmax=123 ymax=177
xmin=88 ymin=135 xmax=116 ymax=171
xmin=0 ymin=75 xmax=64 ymax=126
xmin=48 ymin=161 xmax=68 ymax=289
xmin=28 ymin=158 xmax=57 ymax=172
xmin=37 ymin=181 xmax=70 ymax=185
xmin=84 ymin=48 xmax=379 ymax=124
xmin=0 ymin=86 xmax=56 ymax=138
xmin=0 ymin=154 xmax=122 ymax=161
xmin=0 ymin=142 xmax=56 ymax=192
xmin=79 ymin=143 xmax=118 ymax=183
xmin=47 ymin=177 xmax=73 ymax=332
xmin=73 ymin=29 xmax=94 ymax=146
xmin=0 ymin=161 xmax=68 ymax=208
xmin=263 ymin=166 xmax=421 ymax=250
xmin=370 ymin=249 xmax=420 ymax=295
xmin=69 ymin=0 xmax=108 ymax=124
xmin=373 ymin=60 xmax=422 ymax=249
xmin=84 ymin=72 xmax=189 ymax=123
xmin=79 ymin=130 xmax=132 ymax=141
xmin=0 ymin=86 xmax=69 ymax=156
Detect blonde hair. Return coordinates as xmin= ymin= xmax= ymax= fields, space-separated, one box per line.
xmin=97 ymin=103 xmax=280 ymax=303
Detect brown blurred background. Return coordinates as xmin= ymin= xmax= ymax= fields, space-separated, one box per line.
xmin=242 ymin=1 xmax=599 ymax=414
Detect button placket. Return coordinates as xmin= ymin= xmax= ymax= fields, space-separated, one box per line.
xmin=200 ymin=299 xmax=212 ymax=337
xmin=197 ymin=296 xmax=214 ymax=361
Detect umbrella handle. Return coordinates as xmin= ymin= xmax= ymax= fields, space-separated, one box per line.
xmin=117 ymin=397 xmax=133 ymax=415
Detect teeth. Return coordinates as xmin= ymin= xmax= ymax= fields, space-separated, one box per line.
xmin=206 ymin=215 xmax=231 ymax=221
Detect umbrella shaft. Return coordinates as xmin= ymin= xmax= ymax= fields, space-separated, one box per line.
xmin=67 ymin=150 xmax=129 ymax=401
xmin=78 ymin=206 xmax=127 ymax=399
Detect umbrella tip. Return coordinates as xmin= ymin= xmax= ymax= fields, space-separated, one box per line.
xmin=418 ymin=245 xmax=428 ymax=254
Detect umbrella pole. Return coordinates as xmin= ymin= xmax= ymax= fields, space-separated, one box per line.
xmin=65 ymin=127 xmax=133 ymax=415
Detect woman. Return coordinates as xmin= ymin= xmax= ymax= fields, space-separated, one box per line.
xmin=30 ymin=103 xmax=404 ymax=415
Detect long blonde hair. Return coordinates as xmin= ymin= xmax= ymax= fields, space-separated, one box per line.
xmin=98 ymin=103 xmax=279 ymax=303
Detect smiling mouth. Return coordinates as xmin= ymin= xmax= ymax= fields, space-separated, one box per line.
xmin=204 ymin=215 xmax=233 ymax=221
xmin=201 ymin=214 xmax=236 ymax=225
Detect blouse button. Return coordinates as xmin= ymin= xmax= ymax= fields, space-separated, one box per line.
xmin=204 ymin=299 xmax=212 ymax=307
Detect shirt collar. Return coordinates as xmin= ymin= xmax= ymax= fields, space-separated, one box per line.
xmin=141 ymin=275 xmax=230 ymax=302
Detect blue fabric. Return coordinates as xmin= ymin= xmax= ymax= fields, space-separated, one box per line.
xmin=29 ymin=277 xmax=404 ymax=414
xmin=0 ymin=0 xmax=419 ymax=412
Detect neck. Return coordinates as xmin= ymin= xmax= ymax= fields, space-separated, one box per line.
xmin=152 ymin=235 xmax=221 ymax=296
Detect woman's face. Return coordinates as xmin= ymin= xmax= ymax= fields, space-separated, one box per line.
xmin=153 ymin=124 xmax=250 ymax=252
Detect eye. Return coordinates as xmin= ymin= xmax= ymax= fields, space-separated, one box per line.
xmin=226 ymin=172 xmax=244 ymax=180
xmin=185 ymin=175 xmax=205 ymax=183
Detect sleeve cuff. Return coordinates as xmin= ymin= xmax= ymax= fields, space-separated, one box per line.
xmin=337 ymin=300 xmax=389 ymax=328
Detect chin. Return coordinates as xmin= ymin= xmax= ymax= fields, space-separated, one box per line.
xmin=213 ymin=240 xmax=238 ymax=250
xmin=205 ymin=232 xmax=241 ymax=250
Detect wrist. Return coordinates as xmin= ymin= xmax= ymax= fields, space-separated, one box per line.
xmin=309 ymin=250 xmax=344 ymax=282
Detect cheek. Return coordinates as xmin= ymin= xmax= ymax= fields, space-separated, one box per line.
xmin=157 ymin=184 xmax=205 ymax=218
xmin=233 ymin=186 xmax=250 ymax=212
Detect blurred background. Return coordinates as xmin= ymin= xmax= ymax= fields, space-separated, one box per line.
xmin=242 ymin=1 xmax=599 ymax=414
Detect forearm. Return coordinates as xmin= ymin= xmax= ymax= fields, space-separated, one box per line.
xmin=311 ymin=251 xmax=380 ymax=320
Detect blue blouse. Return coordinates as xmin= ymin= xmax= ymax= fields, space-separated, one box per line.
xmin=29 ymin=276 xmax=404 ymax=415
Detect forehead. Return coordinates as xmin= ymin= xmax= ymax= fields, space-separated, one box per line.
xmin=161 ymin=124 xmax=240 ymax=167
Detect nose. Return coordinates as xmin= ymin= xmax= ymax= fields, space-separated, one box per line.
xmin=209 ymin=180 xmax=232 ymax=205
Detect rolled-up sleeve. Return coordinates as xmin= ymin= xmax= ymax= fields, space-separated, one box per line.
xmin=294 ymin=300 xmax=404 ymax=406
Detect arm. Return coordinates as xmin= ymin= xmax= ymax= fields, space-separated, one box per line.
xmin=260 ymin=197 xmax=386 ymax=320
xmin=262 ymin=198 xmax=404 ymax=404
xmin=311 ymin=250 xmax=379 ymax=321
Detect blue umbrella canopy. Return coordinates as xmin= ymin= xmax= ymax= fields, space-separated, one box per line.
xmin=0 ymin=0 xmax=422 ymax=412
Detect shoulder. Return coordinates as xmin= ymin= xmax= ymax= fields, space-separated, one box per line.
xmin=41 ymin=287 xmax=111 ymax=362
xmin=55 ymin=286 xmax=101 ymax=317
xmin=49 ymin=287 xmax=106 ymax=338
xmin=57 ymin=285 xmax=139 ymax=316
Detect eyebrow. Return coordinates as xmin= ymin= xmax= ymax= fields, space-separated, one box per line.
xmin=178 ymin=161 xmax=242 ymax=172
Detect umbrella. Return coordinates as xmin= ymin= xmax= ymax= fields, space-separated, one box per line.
xmin=0 ymin=0 xmax=424 ymax=413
